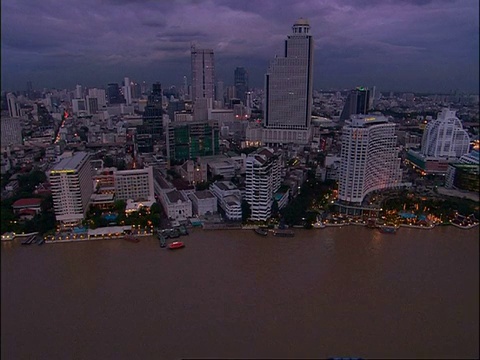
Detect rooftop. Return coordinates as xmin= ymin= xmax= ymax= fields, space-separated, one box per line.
xmin=166 ymin=190 xmax=188 ymax=204
xmin=193 ymin=190 xmax=215 ymax=200
xmin=52 ymin=151 xmax=89 ymax=171
xmin=12 ymin=198 xmax=42 ymax=208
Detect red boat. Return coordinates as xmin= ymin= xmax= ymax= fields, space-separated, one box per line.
xmin=124 ymin=235 xmax=140 ymax=243
xmin=168 ymin=241 xmax=185 ymax=250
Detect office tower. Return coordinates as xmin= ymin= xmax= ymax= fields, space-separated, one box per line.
xmin=48 ymin=152 xmax=93 ymax=226
xmin=263 ymin=18 xmax=314 ymax=145
xmin=215 ymin=80 xmax=224 ymax=103
xmin=107 ymin=83 xmax=125 ymax=104
xmin=234 ymin=67 xmax=249 ymax=104
xmin=245 ymin=148 xmax=282 ymax=221
xmin=75 ymin=85 xmax=83 ymax=99
xmin=339 ymin=87 xmax=370 ymax=123
xmin=26 ymin=81 xmax=33 ymax=99
xmin=141 ymin=105 xmax=164 ymax=142
xmin=166 ymin=120 xmax=219 ymax=162
xmin=6 ymin=93 xmax=20 ymax=118
xmin=1 ymin=116 xmax=23 ymax=148
xmin=191 ymin=44 xmax=215 ymax=101
xmin=148 ymin=82 xmax=162 ymax=105
xmin=183 ymin=76 xmax=189 ymax=100
xmin=132 ymin=82 xmax=142 ymax=99
xmin=88 ymin=88 xmax=106 ymax=108
xmin=167 ymin=99 xmax=186 ymax=122
xmin=445 ymin=150 xmax=479 ymax=190
xmin=114 ymin=167 xmax=154 ymax=201
xmin=123 ymin=77 xmax=132 ymax=106
xmin=86 ymin=96 xmax=99 ymax=115
xmin=338 ymin=115 xmax=402 ymax=205
xmin=72 ymin=99 xmax=87 ymax=114
xmin=420 ymin=109 xmax=470 ymax=158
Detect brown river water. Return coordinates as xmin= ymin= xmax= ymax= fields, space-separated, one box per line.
xmin=1 ymin=226 xmax=479 ymax=359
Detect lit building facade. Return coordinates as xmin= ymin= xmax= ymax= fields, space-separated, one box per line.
xmin=114 ymin=167 xmax=155 ymax=201
xmin=338 ymin=115 xmax=403 ymax=205
xmin=421 ymin=109 xmax=470 ymax=158
xmin=48 ymin=151 xmax=93 ymax=226
xmin=263 ymin=18 xmax=314 ymax=145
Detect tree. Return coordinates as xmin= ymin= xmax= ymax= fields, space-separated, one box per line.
xmin=271 ymin=200 xmax=279 ymax=218
xmin=241 ymin=200 xmax=251 ymax=223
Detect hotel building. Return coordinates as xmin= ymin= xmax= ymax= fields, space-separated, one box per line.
xmin=114 ymin=167 xmax=155 ymax=201
xmin=48 ymin=151 xmax=92 ymax=226
xmin=338 ymin=115 xmax=403 ymax=205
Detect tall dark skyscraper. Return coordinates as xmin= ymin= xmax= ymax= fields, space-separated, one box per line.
xmin=107 ymin=83 xmax=125 ymax=104
xmin=263 ymin=18 xmax=314 ymax=145
xmin=148 ymin=82 xmax=162 ymax=105
xmin=340 ymin=87 xmax=370 ymax=123
xmin=234 ymin=67 xmax=248 ymax=104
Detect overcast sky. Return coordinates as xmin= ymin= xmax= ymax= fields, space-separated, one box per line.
xmin=1 ymin=0 xmax=479 ymax=94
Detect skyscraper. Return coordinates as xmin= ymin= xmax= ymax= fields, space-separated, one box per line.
xmin=338 ymin=115 xmax=403 ymax=205
xmin=6 ymin=93 xmax=20 ymax=118
xmin=191 ymin=44 xmax=215 ymax=102
xmin=107 ymin=83 xmax=124 ymax=104
xmin=340 ymin=87 xmax=370 ymax=123
xmin=263 ymin=18 xmax=314 ymax=145
xmin=234 ymin=67 xmax=248 ymax=104
xmin=123 ymin=77 xmax=132 ymax=106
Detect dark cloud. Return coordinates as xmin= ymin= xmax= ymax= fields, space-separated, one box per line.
xmin=1 ymin=0 xmax=478 ymax=93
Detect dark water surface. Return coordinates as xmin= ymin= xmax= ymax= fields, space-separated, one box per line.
xmin=2 ymin=226 xmax=479 ymax=359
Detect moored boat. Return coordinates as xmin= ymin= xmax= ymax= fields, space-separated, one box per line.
xmin=124 ymin=235 xmax=140 ymax=243
xmin=168 ymin=241 xmax=185 ymax=250
xmin=254 ymin=228 xmax=268 ymax=236
xmin=158 ymin=234 xmax=167 ymax=248
xmin=273 ymin=229 xmax=295 ymax=237
xmin=378 ymin=225 xmax=397 ymax=234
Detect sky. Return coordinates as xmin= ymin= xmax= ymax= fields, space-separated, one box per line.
xmin=1 ymin=0 xmax=479 ymax=94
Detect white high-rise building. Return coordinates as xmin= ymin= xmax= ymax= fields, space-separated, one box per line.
xmin=114 ymin=167 xmax=154 ymax=201
xmin=338 ymin=115 xmax=403 ymax=204
xmin=421 ymin=109 xmax=470 ymax=158
xmin=262 ymin=18 xmax=314 ymax=145
xmin=245 ymin=148 xmax=282 ymax=221
xmin=191 ymin=45 xmax=215 ymax=102
xmin=123 ymin=77 xmax=132 ymax=106
xmin=6 ymin=93 xmax=20 ymax=118
xmin=48 ymin=152 xmax=92 ymax=226
xmin=75 ymin=84 xmax=83 ymax=99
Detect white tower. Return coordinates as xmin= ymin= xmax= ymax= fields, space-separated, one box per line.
xmin=123 ymin=77 xmax=132 ymax=106
xmin=191 ymin=44 xmax=215 ymax=102
xmin=421 ymin=109 xmax=470 ymax=158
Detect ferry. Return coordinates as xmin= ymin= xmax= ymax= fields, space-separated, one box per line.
xmin=313 ymin=221 xmax=326 ymax=229
xmin=168 ymin=241 xmax=185 ymax=250
xmin=254 ymin=228 xmax=268 ymax=236
xmin=273 ymin=230 xmax=295 ymax=237
xmin=378 ymin=225 xmax=397 ymax=234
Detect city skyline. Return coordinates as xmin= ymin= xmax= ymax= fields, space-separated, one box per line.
xmin=1 ymin=0 xmax=479 ymax=93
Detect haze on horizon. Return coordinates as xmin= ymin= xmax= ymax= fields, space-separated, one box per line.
xmin=1 ymin=0 xmax=479 ymax=94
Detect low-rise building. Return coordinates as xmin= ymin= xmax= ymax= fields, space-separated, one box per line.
xmin=210 ymin=181 xmax=242 ymax=221
xmin=188 ymin=190 xmax=217 ymax=216
xmin=160 ymin=189 xmax=192 ymax=221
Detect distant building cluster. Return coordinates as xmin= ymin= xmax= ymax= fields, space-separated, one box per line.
xmin=1 ymin=18 xmax=479 ymax=232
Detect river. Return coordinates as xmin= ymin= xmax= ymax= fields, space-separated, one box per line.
xmin=1 ymin=226 xmax=478 ymax=359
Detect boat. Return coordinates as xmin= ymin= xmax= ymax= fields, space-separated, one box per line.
xmin=313 ymin=221 xmax=326 ymax=229
xmin=168 ymin=241 xmax=185 ymax=250
xmin=273 ymin=230 xmax=295 ymax=237
xmin=254 ymin=228 xmax=268 ymax=236
xmin=378 ymin=225 xmax=397 ymax=234
xmin=124 ymin=235 xmax=140 ymax=243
